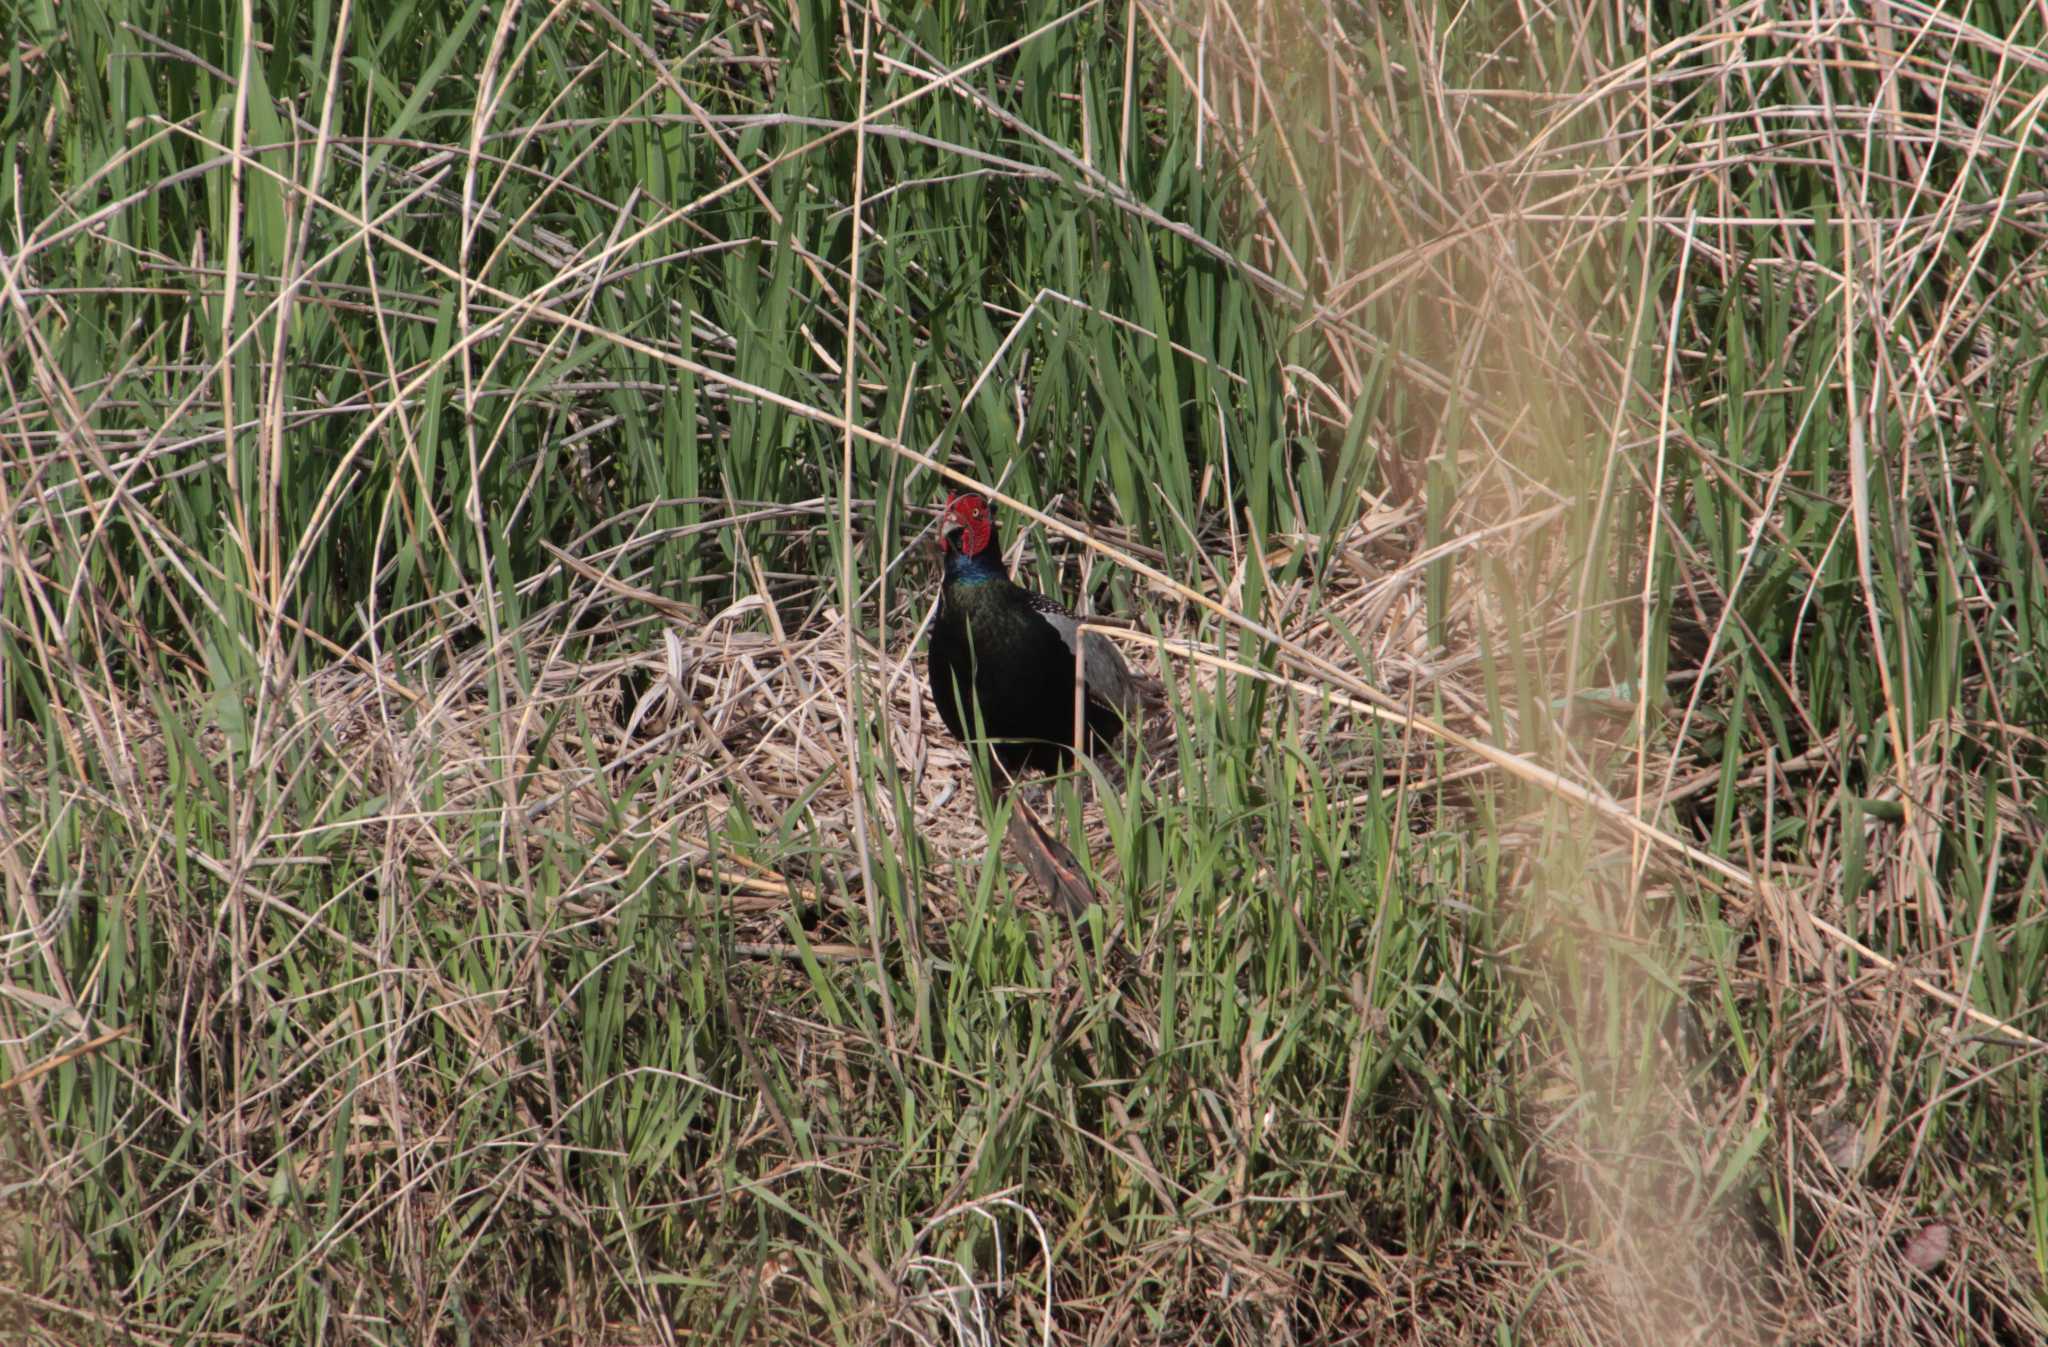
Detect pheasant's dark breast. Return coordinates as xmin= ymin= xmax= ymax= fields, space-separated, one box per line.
xmin=928 ymin=583 xmax=1128 ymax=775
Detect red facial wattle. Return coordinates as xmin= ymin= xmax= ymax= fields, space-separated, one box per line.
xmin=942 ymin=492 xmax=993 ymax=557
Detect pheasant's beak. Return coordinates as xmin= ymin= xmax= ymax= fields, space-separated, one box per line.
xmin=937 ymin=518 xmax=962 ymax=553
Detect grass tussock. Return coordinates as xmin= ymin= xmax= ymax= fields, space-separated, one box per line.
xmin=3 ymin=1 xmax=2046 ymax=1342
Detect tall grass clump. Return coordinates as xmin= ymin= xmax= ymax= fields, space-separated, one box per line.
xmin=3 ymin=1 xmax=2045 ymax=1343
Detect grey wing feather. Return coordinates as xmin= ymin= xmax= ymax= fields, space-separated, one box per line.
xmin=1026 ymin=590 xmax=1139 ymax=713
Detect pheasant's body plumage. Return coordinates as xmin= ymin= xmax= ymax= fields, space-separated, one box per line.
xmin=927 ymin=493 xmax=1141 ymax=777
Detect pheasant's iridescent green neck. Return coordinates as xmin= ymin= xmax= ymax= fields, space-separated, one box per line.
xmin=943 ymin=540 xmax=1008 ymax=587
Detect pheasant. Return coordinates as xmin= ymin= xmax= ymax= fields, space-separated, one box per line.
xmin=927 ymin=490 xmax=1144 ymax=775
xmin=926 ymin=490 xmax=1149 ymax=915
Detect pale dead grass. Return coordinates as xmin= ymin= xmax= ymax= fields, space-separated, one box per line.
xmin=1164 ymin=0 xmax=2048 ymax=1342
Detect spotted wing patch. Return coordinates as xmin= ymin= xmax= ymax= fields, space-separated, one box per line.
xmin=1025 ymin=590 xmax=1078 ymax=621
xmin=1022 ymin=588 xmax=1136 ymax=713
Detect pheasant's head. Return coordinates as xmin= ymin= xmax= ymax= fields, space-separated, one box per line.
xmin=938 ymin=491 xmax=995 ymax=559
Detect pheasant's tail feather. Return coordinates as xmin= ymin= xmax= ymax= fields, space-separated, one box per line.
xmin=1004 ymin=797 xmax=1101 ymax=918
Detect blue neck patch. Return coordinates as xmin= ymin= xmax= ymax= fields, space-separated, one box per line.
xmin=944 ymin=545 xmax=1008 ymax=586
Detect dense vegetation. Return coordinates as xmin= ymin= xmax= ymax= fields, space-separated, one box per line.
xmin=3 ymin=1 xmax=2044 ymax=1341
